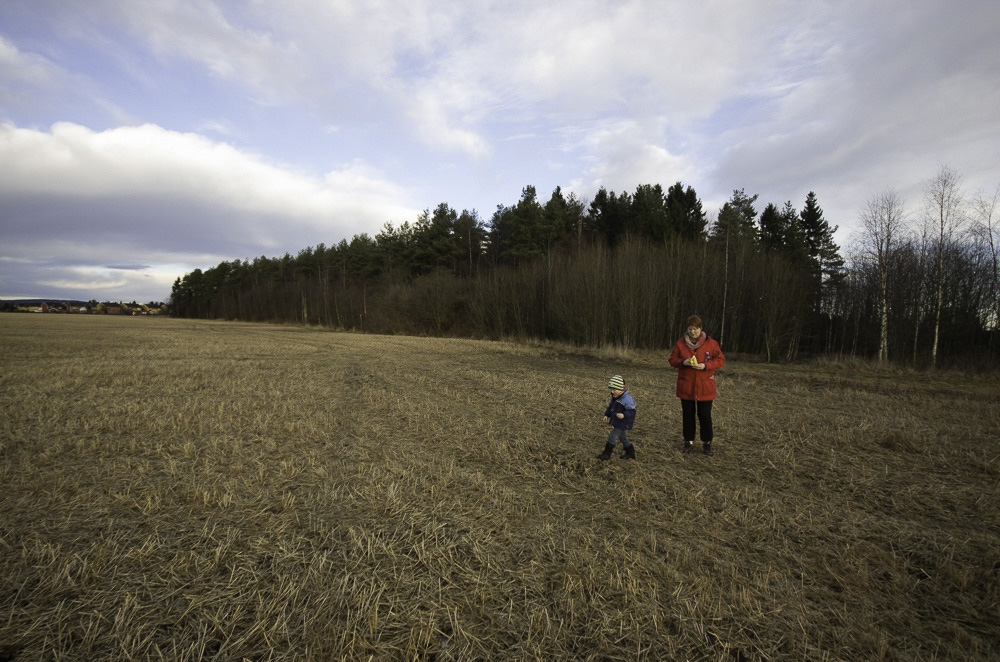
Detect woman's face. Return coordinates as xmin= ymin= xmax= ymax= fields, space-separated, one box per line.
xmin=687 ymin=325 xmax=702 ymax=339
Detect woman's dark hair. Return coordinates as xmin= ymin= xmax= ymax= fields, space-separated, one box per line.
xmin=685 ymin=315 xmax=703 ymax=328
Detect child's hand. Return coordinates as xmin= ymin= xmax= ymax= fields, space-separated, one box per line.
xmin=616 ymin=413 xmax=624 ymax=419
xmin=603 ymin=416 xmax=610 ymax=423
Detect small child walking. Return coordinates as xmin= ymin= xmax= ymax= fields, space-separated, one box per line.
xmin=598 ymin=375 xmax=637 ymax=460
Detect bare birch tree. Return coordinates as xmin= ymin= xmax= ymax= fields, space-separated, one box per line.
xmin=910 ymin=216 xmax=933 ymax=365
xmin=858 ymin=189 xmax=906 ymax=363
xmin=972 ymin=184 xmax=1000 ymax=344
xmin=923 ymin=165 xmax=965 ymax=368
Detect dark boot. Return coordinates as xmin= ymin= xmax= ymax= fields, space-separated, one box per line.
xmin=703 ymin=441 xmax=714 ymax=456
xmin=596 ymin=443 xmax=615 ymax=460
xmin=619 ymin=444 xmax=636 ymax=460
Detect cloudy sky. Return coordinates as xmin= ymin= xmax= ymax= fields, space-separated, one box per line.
xmin=2 ymin=0 xmax=998 ymax=303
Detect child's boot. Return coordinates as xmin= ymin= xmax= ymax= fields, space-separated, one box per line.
xmin=619 ymin=444 xmax=636 ymax=460
xmin=596 ymin=443 xmax=615 ymax=460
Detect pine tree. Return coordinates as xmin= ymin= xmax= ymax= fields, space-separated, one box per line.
xmin=586 ymin=187 xmax=632 ymax=246
xmin=759 ymin=203 xmax=786 ymax=253
xmin=665 ymin=182 xmax=707 ymax=240
xmin=711 ymin=189 xmax=759 ymax=243
xmin=799 ymin=192 xmax=844 ymax=315
xmin=631 ymin=183 xmax=669 ymax=241
xmin=411 ymin=203 xmax=459 ymax=274
xmin=541 ymin=186 xmax=577 ymax=250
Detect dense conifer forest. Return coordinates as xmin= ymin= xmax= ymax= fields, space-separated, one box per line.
xmin=171 ymin=177 xmax=1000 ymax=367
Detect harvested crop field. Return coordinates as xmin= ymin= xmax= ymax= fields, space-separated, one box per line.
xmin=1 ymin=314 xmax=998 ymax=661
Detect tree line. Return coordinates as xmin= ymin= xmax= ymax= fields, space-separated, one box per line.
xmin=171 ymin=170 xmax=1000 ymax=368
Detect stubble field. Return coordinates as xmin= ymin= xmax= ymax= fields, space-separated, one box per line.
xmin=1 ymin=314 xmax=998 ymax=661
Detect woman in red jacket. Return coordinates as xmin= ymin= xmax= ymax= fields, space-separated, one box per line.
xmin=668 ymin=315 xmax=725 ymax=455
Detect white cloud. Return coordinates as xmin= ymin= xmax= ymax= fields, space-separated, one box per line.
xmin=0 ymin=35 xmax=60 ymax=88
xmin=0 ymin=121 xmax=416 ymax=226
xmin=556 ymin=118 xmax=698 ymax=202
xmin=702 ymin=0 xmax=1000 ymax=235
xmin=406 ymin=85 xmax=490 ymax=157
xmin=0 ymin=121 xmax=420 ymax=300
xmin=39 ymin=266 xmax=130 ymax=292
xmin=82 ymin=1 xmax=833 ymax=158
xmin=196 ymin=119 xmax=240 ymax=138
xmin=109 ymin=0 xmax=307 ymax=101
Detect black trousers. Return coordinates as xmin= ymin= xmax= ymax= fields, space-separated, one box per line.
xmin=681 ymin=399 xmax=713 ymax=443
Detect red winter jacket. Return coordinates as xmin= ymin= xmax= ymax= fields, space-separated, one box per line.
xmin=668 ymin=334 xmax=725 ymax=401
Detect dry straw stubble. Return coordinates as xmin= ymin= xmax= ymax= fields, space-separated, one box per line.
xmin=1 ymin=315 xmax=998 ymax=660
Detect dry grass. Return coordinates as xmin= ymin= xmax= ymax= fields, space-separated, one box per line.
xmin=1 ymin=315 xmax=998 ymax=661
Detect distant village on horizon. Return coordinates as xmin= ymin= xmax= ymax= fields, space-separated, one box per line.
xmin=0 ymin=299 xmax=169 ymax=315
